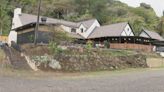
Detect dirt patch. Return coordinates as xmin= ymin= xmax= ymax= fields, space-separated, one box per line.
xmin=147 ymin=58 xmax=164 ymax=68
xmin=21 ymin=44 xmax=51 ymax=56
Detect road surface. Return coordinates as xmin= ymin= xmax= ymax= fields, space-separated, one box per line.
xmin=0 ymin=69 xmax=164 ymax=92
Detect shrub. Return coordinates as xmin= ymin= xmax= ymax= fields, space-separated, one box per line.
xmin=48 ymin=41 xmax=63 ymax=56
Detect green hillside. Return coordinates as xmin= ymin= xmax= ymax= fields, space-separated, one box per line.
xmin=0 ymin=0 xmax=163 ymax=35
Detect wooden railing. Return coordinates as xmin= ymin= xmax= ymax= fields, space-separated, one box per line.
xmin=0 ymin=36 xmax=8 ymax=43
xmin=110 ymin=43 xmax=153 ymax=52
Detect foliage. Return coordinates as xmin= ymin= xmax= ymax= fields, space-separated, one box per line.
xmin=157 ymin=17 xmax=164 ymax=36
xmin=1 ymin=0 xmax=161 ymax=35
xmin=140 ymin=3 xmax=152 ymax=9
xmin=49 ymin=26 xmax=73 ymax=45
xmin=104 ymin=40 xmax=110 ymax=48
xmin=86 ymin=40 xmax=93 ymax=50
xmin=0 ymin=0 xmax=13 ymax=35
xmin=27 ymin=34 xmax=34 ymax=42
xmin=48 ymin=41 xmax=63 ymax=56
xmin=48 ymin=26 xmax=73 ymax=56
xmin=31 ymin=55 xmax=61 ymax=70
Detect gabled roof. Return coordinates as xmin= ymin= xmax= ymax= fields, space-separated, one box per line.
xmin=67 ymin=33 xmax=85 ymax=39
xmin=140 ymin=29 xmax=164 ymax=41
xmin=77 ymin=19 xmax=96 ymax=28
xmin=88 ymin=22 xmax=128 ymax=39
xmin=18 ymin=13 xmax=98 ymax=29
xmin=19 ymin=13 xmax=78 ymax=28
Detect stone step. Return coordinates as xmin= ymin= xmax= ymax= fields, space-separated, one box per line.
xmin=2 ymin=45 xmax=31 ymax=70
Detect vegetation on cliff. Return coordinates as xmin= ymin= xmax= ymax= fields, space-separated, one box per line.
xmin=0 ymin=0 xmax=163 ymax=35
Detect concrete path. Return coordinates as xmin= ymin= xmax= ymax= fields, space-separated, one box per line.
xmin=0 ymin=69 xmax=164 ymax=92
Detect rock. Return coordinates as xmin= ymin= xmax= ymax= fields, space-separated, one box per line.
xmin=49 ymin=59 xmax=61 ymax=70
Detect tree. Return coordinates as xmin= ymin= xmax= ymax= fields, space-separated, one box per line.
xmin=48 ymin=26 xmax=73 ymax=56
xmin=0 ymin=0 xmax=13 ymax=35
xmin=140 ymin=3 xmax=151 ymax=9
xmin=41 ymin=0 xmax=75 ymax=19
xmin=157 ymin=16 xmax=164 ymax=36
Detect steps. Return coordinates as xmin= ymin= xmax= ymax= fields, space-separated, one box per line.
xmin=2 ymin=45 xmax=31 ymax=70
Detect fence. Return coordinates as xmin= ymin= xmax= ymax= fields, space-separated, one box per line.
xmin=110 ymin=43 xmax=153 ymax=52
xmin=0 ymin=36 xmax=8 ymax=43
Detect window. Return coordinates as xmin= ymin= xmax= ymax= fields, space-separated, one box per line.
xmin=81 ymin=28 xmax=84 ymax=33
xmin=71 ymin=28 xmax=76 ymax=33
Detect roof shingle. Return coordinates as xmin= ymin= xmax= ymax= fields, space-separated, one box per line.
xmin=140 ymin=29 xmax=164 ymax=41
xmin=88 ymin=22 xmax=128 ymax=39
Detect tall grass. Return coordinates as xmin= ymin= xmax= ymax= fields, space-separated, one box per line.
xmin=0 ymin=49 xmax=5 ymax=63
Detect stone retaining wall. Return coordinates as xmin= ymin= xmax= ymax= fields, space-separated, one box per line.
xmin=58 ymin=54 xmax=147 ymax=72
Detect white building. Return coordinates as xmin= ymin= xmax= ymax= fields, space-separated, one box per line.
xmin=8 ymin=8 xmax=134 ymax=45
xmin=8 ymin=8 xmax=101 ymax=45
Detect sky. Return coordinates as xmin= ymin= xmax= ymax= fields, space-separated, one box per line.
xmin=118 ymin=0 xmax=164 ymax=17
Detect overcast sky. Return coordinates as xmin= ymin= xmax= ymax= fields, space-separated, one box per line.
xmin=118 ymin=0 xmax=164 ymax=17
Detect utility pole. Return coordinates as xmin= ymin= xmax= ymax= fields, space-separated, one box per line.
xmin=34 ymin=0 xmax=41 ymax=45
xmin=0 ymin=3 xmax=3 ymax=36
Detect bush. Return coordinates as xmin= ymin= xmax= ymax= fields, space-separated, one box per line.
xmin=31 ymin=55 xmax=61 ymax=70
xmin=48 ymin=41 xmax=63 ymax=56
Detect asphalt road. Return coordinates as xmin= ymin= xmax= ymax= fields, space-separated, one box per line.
xmin=0 ymin=69 xmax=164 ymax=92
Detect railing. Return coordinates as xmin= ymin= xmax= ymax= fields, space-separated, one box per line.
xmin=0 ymin=36 xmax=8 ymax=43
xmin=110 ymin=43 xmax=153 ymax=52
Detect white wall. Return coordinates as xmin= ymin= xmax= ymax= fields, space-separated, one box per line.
xmin=60 ymin=25 xmax=72 ymax=33
xmin=85 ymin=20 xmax=100 ymax=38
xmin=140 ymin=32 xmax=150 ymax=38
xmin=12 ymin=8 xmax=22 ymax=29
xmin=8 ymin=30 xmax=17 ymax=45
xmin=77 ymin=20 xmax=100 ymax=38
xmin=76 ymin=24 xmax=87 ymax=36
xmin=121 ymin=24 xmax=134 ymax=36
xmin=8 ymin=8 xmax=22 ymax=45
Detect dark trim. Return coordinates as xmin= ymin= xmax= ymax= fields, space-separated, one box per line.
xmin=119 ymin=22 xmax=128 ymax=36
xmin=87 ymin=26 xmax=99 ymax=39
xmin=127 ymin=22 xmax=135 ymax=36
xmin=12 ymin=23 xmax=59 ymax=32
xmin=139 ymin=29 xmax=152 ymax=39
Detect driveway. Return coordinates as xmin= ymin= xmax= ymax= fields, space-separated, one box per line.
xmin=0 ymin=69 xmax=164 ymax=92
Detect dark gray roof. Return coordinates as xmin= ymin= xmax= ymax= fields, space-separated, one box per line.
xmin=88 ymin=22 xmax=128 ymax=39
xmin=78 ymin=19 xmax=96 ymax=28
xmin=140 ymin=29 xmax=164 ymax=41
xmin=67 ymin=33 xmax=85 ymax=39
xmin=19 ymin=13 xmax=97 ymax=29
xmin=19 ymin=13 xmax=78 ymax=28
